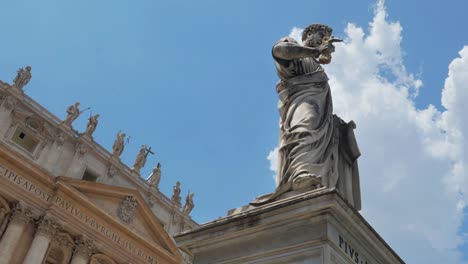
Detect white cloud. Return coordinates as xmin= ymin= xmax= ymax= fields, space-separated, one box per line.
xmin=289 ymin=27 xmax=303 ymax=44
xmin=267 ymin=147 xmax=279 ymax=185
xmin=267 ymin=1 xmax=468 ymax=263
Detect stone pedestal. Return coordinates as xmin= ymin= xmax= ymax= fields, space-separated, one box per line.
xmin=175 ymin=189 xmax=404 ymax=264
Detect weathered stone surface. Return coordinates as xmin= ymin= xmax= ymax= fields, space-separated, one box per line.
xmin=261 ymin=24 xmax=361 ymax=210
xmin=176 ymin=189 xmax=404 ymax=264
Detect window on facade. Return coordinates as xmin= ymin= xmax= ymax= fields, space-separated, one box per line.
xmin=82 ymin=169 xmax=99 ymax=182
xmin=11 ymin=127 xmax=39 ymax=153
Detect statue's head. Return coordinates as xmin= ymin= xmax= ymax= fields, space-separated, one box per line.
xmin=25 ymin=66 xmax=31 ymax=71
xmin=301 ymin=24 xmax=332 ymax=48
xmin=95 ymin=114 xmax=100 ymax=118
xmin=75 ymin=102 xmax=80 ymax=106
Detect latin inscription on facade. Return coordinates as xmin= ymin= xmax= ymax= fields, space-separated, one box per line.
xmin=0 ymin=163 xmax=159 ymax=264
xmin=338 ymin=235 xmax=371 ymax=264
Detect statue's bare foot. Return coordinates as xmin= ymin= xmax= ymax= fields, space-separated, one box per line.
xmin=292 ymin=174 xmax=321 ymax=190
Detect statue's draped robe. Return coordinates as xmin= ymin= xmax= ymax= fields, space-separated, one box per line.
xmin=270 ymin=37 xmax=361 ymax=209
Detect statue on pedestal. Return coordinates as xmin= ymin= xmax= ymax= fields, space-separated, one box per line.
xmin=13 ymin=66 xmax=31 ymax=90
xmin=112 ymin=131 xmax=126 ymax=158
xmin=182 ymin=193 xmax=195 ymax=215
xmin=63 ymin=102 xmax=86 ymax=126
xmin=84 ymin=114 xmax=100 ymax=137
xmin=171 ymin=181 xmax=181 ymax=207
xmin=252 ymin=24 xmax=361 ymax=209
xmin=131 ymin=145 xmax=150 ymax=174
xmin=148 ymin=163 xmax=162 ymax=190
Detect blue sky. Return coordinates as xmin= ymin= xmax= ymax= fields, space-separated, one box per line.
xmin=1 ymin=1 xmax=467 ymax=263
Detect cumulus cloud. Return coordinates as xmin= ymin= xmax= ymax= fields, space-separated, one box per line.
xmin=268 ymin=1 xmax=468 ymax=263
xmin=267 ymin=147 xmax=279 ymax=185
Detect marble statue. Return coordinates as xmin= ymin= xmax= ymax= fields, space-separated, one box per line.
xmin=148 ymin=163 xmax=162 ymax=189
xmin=171 ymin=181 xmax=181 ymax=207
xmin=112 ymin=131 xmax=126 ymax=158
xmin=131 ymin=145 xmax=148 ymax=174
xmin=13 ymin=66 xmax=32 ymax=90
xmin=84 ymin=114 xmax=100 ymax=137
xmin=182 ymin=193 xmax=195 ymax=215
xmin=253 ymin=24 xmax=361 ymax=209
xmin=63 ymin=102 xmax=82 ymax=126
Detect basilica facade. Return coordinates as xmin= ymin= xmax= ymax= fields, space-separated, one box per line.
xmin=0 ymin=71 xmax=196 ymax=263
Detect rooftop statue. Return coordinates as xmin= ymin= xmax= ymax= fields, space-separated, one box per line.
xmin=13 ymin=66 xmax=32 ymax=90
xmin=252 ymin=24 xmax=361 ymax=209
xmin=112 ymin=131 xmax=126 ymax=158
xmin=182 ymin=193 xmax=195 ymax=215
xmin=131 ymin=145 xmax=149 ymax=174
xmin=84 ymin=114 xmax=100 ymax=137
xmin=63 ymin=102 xmax=87 ymax=126
xmin=171 ymin=181 xmax=182 ymax=207
xmin=148 ymin=163 xmax=162 ymax=190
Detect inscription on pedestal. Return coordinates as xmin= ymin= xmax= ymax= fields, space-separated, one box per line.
xmin=338 ymin=235 xmax=371 ymax=264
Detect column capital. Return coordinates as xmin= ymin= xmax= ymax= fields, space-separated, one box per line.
xmin=73 ymin=236 xmax=96 ymax=258
xmin=55 ymin=233 xmax=75 ymax=249
xmin=36 ymin=215 xmax=61 ymax=237
xmin=9 ymin=202 xmax=34 ymax=225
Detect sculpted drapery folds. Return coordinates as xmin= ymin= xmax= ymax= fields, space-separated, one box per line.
xmin=182 ymin=193 xmax=195 ymax=215
xmin=148 ymin=163 xmax=162 ymax=189
xmin=13 ymin=66 xmax=32 ymax=90
xmin=254 ymin=24 xmax=361 ymax=209
xmin=63 ymin=102 xmax=81 ymax=126
xmin=84 ymin=114 xmax=100 ymax=137
xmin=131 ymin=145 xmax=148 ymax=174
xmin=112 ymin=131 xmax=126 ymax=158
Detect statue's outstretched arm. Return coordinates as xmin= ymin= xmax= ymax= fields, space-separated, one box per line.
xmin=273 ymin=41 xmax=320 ymax=60
xmin=273 ymin=40 xmax=335 ymax=60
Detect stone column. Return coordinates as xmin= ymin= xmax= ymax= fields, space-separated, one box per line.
xmin=23 ymin=215 xmax=60 ymax=264
xmin=0 ymin=207 xmax=9 ymax=238
xmin=0 ymin=203 xmax=33 ymax=264
xmin=70 ymin=236 xmax=95 ymax=264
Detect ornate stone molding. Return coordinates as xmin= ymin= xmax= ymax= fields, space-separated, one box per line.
xmin=117 ymin=196 xmax=137 ymax=223
xmin=0 ymin=94 xmax=18 ymax=111
xmin=55 ymin=232 xmax=75 ymax=248
xmin=55 ymin=132 xmax=65 ymax=146
xmin=73 ymin=236 xmax=96 ymax=258
xmin=75 ymin=143 xmax=88 ymax=159
xmin=107 ymin=164 xmax=117 ymax=178
xmin=36 ymin=215 xmax=61 ymax=237
xmin=9 ymin=202 xmax=34 ymax=225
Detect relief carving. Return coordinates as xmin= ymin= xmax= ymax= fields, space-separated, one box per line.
xmin=36 ymin=214 xmax=61 ymax=237
xmin=117 ymin=196 xmax=137 ymax=223
xmin=74 ymin=236 xmax=96 ymax=258
xmin=9 ymin=202 xmax=34 ymax=225
xmin=0 ymin=95 xmax=18 ymax=111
